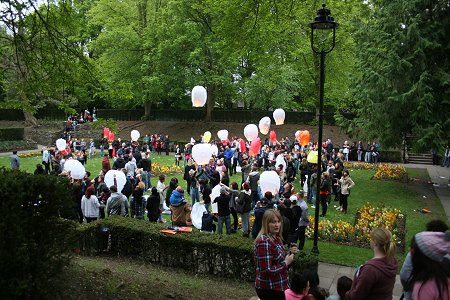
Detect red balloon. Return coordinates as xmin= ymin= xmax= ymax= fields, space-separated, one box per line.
xmin=299 ymin=130 xmax=310 ymax=146
xmin=239 ymin=139 xmax=247 ymax=153
xmin=249 ymin=137 xmax=261 ymax=157
xmin=103 ymin=127 xmax=110 ymax=139
xmin=270 ymin=130 xmax=277 ymax=142
xmin=108 ymin=131 xmax=115 ymax=142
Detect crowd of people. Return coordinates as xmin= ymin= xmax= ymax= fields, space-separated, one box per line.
xmin=8 ymin=126 xmax=449 ymax=300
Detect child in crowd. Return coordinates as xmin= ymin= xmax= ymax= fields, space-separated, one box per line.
xmin=285 ymin=272 xmax=310 ymax=300
xmin=327 ymin=276 xmax=352 ymax=300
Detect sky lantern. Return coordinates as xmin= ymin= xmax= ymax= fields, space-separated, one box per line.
xmin=63 ymin=159 xmax=85 ymax=180
xmin=131 ymin=130 xmax=140 ymax=141
xmin=108 ymin=131 xmax=115 ymax=142
xmin=56 ymin=138 xmax=66 ymax=151
xmin=244 ymin=124 xmax=258 ymax=142
xmin=269 ymin=130 xmax=277 ymax=142
xmin=258 ymin=117 xmax=271 ymax=135
xmin=273 ymin=108 xmax=285 ymax=125
xmin=191 ymin=86 xmax=207 ymax=107
xmin=249 ymin=137 xmax=261 ymax=156
xmin=203 ymin=131 xmax=212 ymax=143
xmin=259 ymin=171 xmax=281 ymax=195
xmin=299 ymin=130 xmax=310 ymax=146
xmin=239 ymin=139 xmax=247 ymax=153
xmin=307 ymin=151 xmax=318 ymax=164
xmin=103 ymin=127 xmax=110 ymax=139
xmin=217 ymin=129 xmax=228 ymax=141
xmin=191 ymin=143 xmax=213 ymax=165
xmin=105 ymin=170 xmax=126 ymax=192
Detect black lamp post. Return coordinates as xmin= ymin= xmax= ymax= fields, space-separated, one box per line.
xmin=310 ymin=3 xmax=337 ymax=255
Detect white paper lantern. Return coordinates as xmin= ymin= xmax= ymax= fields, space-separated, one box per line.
xmin=191 ymin=143 xmax=213 ymax=165
xmin=56 ymin=138 xmax=66 ymax=151
xmin=295 ymin=130 xmax=301 ymax=139
xmin=130 ymin=130 xmax=140 ymax=141
xmin=191 ymin=202 xmax=207 ymax=230
xmin=191 ymin=85 xmax=207 ymax=107
xmin=210 ymin=185 xmax=221 ymax=214
xmin=258 ymin=117 xmax=271 ymax=135
xmin=63 ymin=159 xmax=85 ymax=180
xmin=259 ymin=171 xmax=281 ymax=195
xmin=244 ymin=124 xmax=259 ymax=142
xmin=211 ymin=144 xmax=218 ymax=156
xmin=276 ymin=153 xmax=286 ymax=171
xmin=273 ymin=108 xmax=285 ymax=125
xmin=104 ymin=170 xmax=127 ymax=192
xmin=217 ymin=129 xmax=228 ymax=141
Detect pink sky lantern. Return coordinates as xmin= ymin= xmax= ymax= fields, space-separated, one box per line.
xmin=270 ymin=130 xmax=277 ymax=142
xmin=249 ymin=137 xmax=261 ymax=157
xmin=108 ymin=131 xmax=115 ymax=142
xmin=103 ymin=127 xmax=110 ymax=139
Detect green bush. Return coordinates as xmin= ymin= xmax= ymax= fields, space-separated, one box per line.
xmin=0 ymin=168 xmax=78 ymax=299
xmin=379 ymin=150 xmax=402 ymax=163
xmin=0 ymin=127 xmax=24 ymax=141
xmin=0 ymin=140 xmax=37 ymax=152
xmin=77 ymin=217 xmax=318 ymax=281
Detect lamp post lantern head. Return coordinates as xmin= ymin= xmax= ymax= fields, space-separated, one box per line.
xmin=311 ymin=4 xmax=337 ymax=54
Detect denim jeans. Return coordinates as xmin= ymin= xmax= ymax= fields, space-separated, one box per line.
xmin=241 ymin=212 xmax=250 ymax=234
xmin=217 ymin=215 xmax=231 ymax=234
xmin=142 ymin=171 xmax=149 ymax=190
xmin=191 ymin=187 xmax=200 ymax=205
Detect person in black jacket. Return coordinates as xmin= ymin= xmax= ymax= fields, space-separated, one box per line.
xmin=201 ymin=211 xmax=217 ymax=233
xmin=213 ymin=186 xmax=232 ymax=234
xmin=146 ymin=187 xmax=161 ymax=222
xmin=319 ymin=172 xmax=331 ymax=217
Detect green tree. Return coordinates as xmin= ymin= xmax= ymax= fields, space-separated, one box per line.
xmin=349 ymin=0 xmax=449 ymax=151
xmin=0 ymin=0 xmax=96 ymax=124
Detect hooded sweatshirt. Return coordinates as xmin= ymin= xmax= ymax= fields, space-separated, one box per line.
xmin=169 ymin=190 xmax=186 ymax=207
xmin=346 ymin=257 xmax=398 ymax=300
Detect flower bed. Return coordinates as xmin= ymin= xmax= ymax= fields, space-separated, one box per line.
xmin=306 ymin=203 xmax=406 ymax=252
xmin=343 ymin=162 xmax=378 ymax=170
xmin=152 ymin=162 xmax=183 ymax=176
xmin=373 ymin=164 xmax=407 ymax=181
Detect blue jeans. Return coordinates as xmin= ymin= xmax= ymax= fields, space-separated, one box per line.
xmin=100 ymin=145 xmax=104 ymax=157
xmin=191 ymin=187 xmax=200 ymax=205
xmin=241 ymin=212 xmax=250 ymax=234
xmin=142 ymin=171 xmax=149 ymax=190
xmin=218 ymin=215 xmax=231 ymax=234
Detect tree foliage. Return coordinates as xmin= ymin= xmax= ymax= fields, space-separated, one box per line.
xmin=348 ymin=0 xmax=450 ymax=150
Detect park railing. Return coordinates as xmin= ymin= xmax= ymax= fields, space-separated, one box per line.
xmin=0 ymin=108 xmax=340 ymax=124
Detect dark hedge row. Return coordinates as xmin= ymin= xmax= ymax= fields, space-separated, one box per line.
xmin=0 ymin=127 xmax=24 ymax=141
xmin=77 ymin=217 xmax=318 ymax=282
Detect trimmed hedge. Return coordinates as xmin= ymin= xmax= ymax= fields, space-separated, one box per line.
xmin=77 ymin=217 xmax=318 ymax=281
xmin=379 ymin=150 xmax=402 ymax=163
xmin=0 ymin=127 xmax=24 ymax=141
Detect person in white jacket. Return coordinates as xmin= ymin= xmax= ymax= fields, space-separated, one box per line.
xmin=338 ymin=170 xmax=355 ymax=213
xmin=81 ymin=185 xmax=103 ymax=222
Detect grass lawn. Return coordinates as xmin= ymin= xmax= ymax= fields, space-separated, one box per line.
xmin=1 ymin=153 xmax=447 ymax=267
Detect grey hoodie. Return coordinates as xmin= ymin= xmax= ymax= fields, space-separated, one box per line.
xmin=106 ymin=192 xmax=127 ymax=216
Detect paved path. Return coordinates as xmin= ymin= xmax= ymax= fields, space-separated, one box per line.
xmin=318 ymin=164 xmax=450 ymax=300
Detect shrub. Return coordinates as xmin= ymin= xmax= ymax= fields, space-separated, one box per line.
xmin=0 ymin=140 xmax=37 ymax=152
xmin=379 ymin=150 xmax=402 ymax=162
xmin=77 ymin=217 xmax=318 ymax=281
xmin=0 ymin=168 xmax=78 ymax=299
xmin=0 ymin=127 xmax=24 ymax=141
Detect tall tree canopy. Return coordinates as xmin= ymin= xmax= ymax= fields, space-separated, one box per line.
xmin=348 ymin=0 xmax=450 ymax=150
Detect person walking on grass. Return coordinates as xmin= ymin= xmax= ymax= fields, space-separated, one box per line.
xmin=10 ymin=151 xmax=20 ymax=170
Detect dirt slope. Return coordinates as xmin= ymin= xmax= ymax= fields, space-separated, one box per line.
xmin=117 ymin=121 xmax=352 ymax=145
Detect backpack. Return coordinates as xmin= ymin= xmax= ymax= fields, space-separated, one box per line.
xmin=236 ymin=191 xmax=249 ymax=213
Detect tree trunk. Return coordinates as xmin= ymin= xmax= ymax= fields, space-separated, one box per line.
xmin=23 ymin=110 xmax=38 ymax=127
xmin=144 ymin=102 xmax=152 ymax=120
xmin=206 ymin=84 xmax=215 ymax=122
